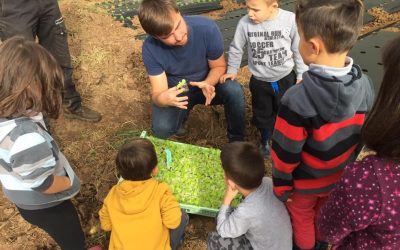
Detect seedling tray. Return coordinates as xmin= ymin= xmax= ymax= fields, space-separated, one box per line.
xmin=140 ymin=132 xmax=238 ymax=217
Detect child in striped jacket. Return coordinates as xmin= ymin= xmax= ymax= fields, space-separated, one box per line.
xmin=0 ymin=37 xmax=85 ymax=249
xmin=271 ymin=1 xmax=375 ymax=249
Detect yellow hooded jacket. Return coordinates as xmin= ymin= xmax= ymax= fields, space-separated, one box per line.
xmin=99 ymin=178 xmax=182 ymax=250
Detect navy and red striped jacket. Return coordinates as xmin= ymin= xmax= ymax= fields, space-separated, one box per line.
xmin=272 ymin=64 xmax=375 ymax=201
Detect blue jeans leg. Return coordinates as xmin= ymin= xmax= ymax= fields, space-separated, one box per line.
xmin=151 ymin=104 xmax=189 ymax=139
xmin=212 ymin=80 xmax=245 ymax=142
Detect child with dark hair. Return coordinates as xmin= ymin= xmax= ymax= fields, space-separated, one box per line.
xmin=0 ymin=37 xmax=85 ymax=249
xmin=207 ymin=142 xmax=292 ymax=250
xmin=99 ymin=138 xmax=188 ymax=250
xmin=318 ymin=35 xmax=400 ymax=249
xmin=271 ymin=0 xmax=375 ymax=249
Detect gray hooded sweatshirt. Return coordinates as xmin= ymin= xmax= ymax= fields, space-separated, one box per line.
xmin=227 ymin=8 xmax=308 ymax=81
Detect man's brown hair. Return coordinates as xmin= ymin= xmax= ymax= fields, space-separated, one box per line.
xmin=362 ymin=35 xmax=400 ymax=159
xmin=296 ymin=0 xmax=363 ymax=53
xmin=138 ymin=0 xmax=179 ymax=37
xmin=0 ymin=36 xmax=63 ymax=118
xmin=116 ymin=138 xmax=158 ymax=181
xmin=220 ymin=142 xmax=265 ymax=189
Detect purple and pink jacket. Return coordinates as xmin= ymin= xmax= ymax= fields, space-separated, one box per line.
xmin=318 ymin=155 xmax=400 ymax=249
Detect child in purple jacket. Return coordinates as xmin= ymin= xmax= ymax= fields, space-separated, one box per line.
xmin=317 ymin=35 xmax=400 ymax=249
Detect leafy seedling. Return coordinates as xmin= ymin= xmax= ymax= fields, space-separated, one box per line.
xmin=176 ymin=79 xmax=189 ymax=92
xmin=145 ymin=135 xmax=241 ymax=210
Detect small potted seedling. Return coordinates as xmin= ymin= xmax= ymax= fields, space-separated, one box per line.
xmin=176 ymin=79 xmax=189 ymax=92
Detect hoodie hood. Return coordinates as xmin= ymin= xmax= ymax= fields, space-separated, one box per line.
xmin=110 ymin=178 xmax=159 ymax=215
xmin=301 ymin=64 xmax=374 ymax=122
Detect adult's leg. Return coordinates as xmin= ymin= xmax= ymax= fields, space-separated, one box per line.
xmin=210 ymin=80 xmax=245 ymax=142
xmin=151 ymin=104 xmax=190 ymax=139
xmin=17 ymin=200 xmax=85 ymax=250
xmin=37 ymin=0 xmax=82 ymax=111
xmin=207 ymin=231 xmax=253 ymax=250
xmin=37 ymin=0 xmax=101 ymax=122
xmin=285 ymin=192 xmax=320 ymax=250
xmin=169 ymin=210 xmax=189 ymax=250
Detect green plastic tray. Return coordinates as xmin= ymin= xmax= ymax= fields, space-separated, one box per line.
xmin=140 ymin=131 xmax=238 ymax=217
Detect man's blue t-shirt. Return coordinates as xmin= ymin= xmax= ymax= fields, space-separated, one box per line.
xmin=142 ymin=16 xmax=224 ymax=88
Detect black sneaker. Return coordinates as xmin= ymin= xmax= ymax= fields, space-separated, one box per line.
xmin=64 ymin=105 xmax=102 ymax=122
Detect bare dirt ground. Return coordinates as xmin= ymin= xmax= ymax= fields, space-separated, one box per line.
xmin=0 ymin=1 xmax=399 ymax=249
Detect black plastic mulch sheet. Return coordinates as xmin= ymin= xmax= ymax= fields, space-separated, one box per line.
xmin=349 ymin=28 xmax=399 ymax=93
xmin=97 ymin=0 xmax=222 ymax=29
xmin=383 ymin=0 xmax=400 ymax=14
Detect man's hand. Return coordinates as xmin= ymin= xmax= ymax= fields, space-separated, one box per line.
xmin=190 ymin=81 xmax=216 ymax=105
xmin=160 ymin=87 xmax=189 ymax=109
xmin=219 ymin=73 xmax=237 ymax=83
xmin=223 ymin=185 xmax=239 ymax=206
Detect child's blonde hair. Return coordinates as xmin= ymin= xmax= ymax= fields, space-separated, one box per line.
xmin=0 ymin=36 xmax=64 ymax=118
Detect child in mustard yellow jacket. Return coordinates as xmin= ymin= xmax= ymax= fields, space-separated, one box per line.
xmin=99 ymin=138 xmax=188 ymax=250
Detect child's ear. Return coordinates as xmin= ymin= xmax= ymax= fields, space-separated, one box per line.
xmin=151 ymin=166 xmax=159 ymax=176
xmin=226 ymin=178 xmax=237 ymax=190
xmin=309 ymin=37 xmax=322 ymax=56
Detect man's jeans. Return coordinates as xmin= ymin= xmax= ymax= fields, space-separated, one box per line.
xmin=0 ymin=0 xmax=82 ymax=111
xmin=152 ymin=80 xmax=245 ymax=142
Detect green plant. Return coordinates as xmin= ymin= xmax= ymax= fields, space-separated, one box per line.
xmin=176 ymin=79 xmax=189 ymax=92
xmin=146 ymin=136 xmax=240 ymax=209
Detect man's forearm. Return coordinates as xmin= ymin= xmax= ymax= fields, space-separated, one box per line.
xmin=152 ymin=92 xmax=168 ymax=107
xmin=205 ymin=65 xmax=226 ymax=86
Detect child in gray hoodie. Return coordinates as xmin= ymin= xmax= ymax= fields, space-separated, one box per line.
xmin=220 ymin=0 xmax=307 ymax=158
xmin=207 ymin=142 xmax=292 ymax=250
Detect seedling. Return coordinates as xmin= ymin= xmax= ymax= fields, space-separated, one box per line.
xmin=176 ymin=79 xmax=189 ymax=92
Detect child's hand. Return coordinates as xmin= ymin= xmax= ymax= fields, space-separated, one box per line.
xmin=223 ymin=185 xmax=239 ymax=206
xmin=296 ymin=79 xmax=302 ymax=84
xmin=219 ymin=73 xmax=237 ymax=83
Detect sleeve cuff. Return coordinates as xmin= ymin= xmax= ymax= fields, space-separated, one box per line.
xmin=277 ymin=191 xmax=291 ymax=202
xmin=227 ymin=67 xmax=238 ymax=75
xmin=219 ymin=204 xmax=233 ymax=214
xmin=296 ymin=74 xmax=303 ymax=81
xmin=32 ymin=175 xmax=54 ymax=192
